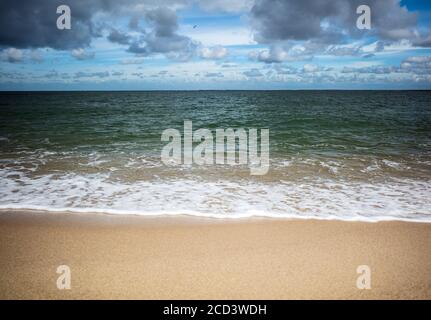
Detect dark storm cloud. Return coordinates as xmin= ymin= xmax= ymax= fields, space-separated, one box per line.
xmin=250 ymin=0 xmax=422 ymax=44
xmin=413 ymin=35 xmax=431 ymax=48
xmin=125 ymin=7 xmax=198 ymax=60
xmin=0 ymin=0 xmax=194 ymax=53
xmin=108 ymin=29 xmax=132 ymax=45
xmin=146 ymin=7 xmax=178 ymax=38
xmin=251 ymin=0 xmax=340 ymax=42
xmin=0 ymin=0 xmax=108 ymax=50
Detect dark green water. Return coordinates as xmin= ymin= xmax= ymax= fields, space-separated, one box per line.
xmin=0 ymin=91 xmax=430 ymax=221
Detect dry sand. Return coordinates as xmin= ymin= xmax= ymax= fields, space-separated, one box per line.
xmin=0 ymin=210 xmax=430 ymax=299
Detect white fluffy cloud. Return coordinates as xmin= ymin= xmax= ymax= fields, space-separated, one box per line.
xmin=71 ymin=48 xmax=95 ymax=60
xmin=200 ymin=46 xmax=228 ymax=59
xmin=1 ymin=48 xmax=23 ymax=63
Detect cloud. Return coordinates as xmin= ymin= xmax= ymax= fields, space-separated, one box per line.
xmin=0 ymin=0 xmax=192 ymax=50
xmin=74 ymin=71 xmax=110 ymax=78
xmin=403 ymin=56 xmax=431 ymax=64
xmin=247 ymin=0 xmax=431 ymax=64
xmin=43 ymin=70 xmax=59 ymax=79
xmin=413 ymin=34 xmax=431 ymax=48
xmin=0 ymin=1 xmax=237 ymax=63
xmin=71 ymin=48 xmax=95 ymax=60
xmin=0 ymin=0 xmax=104 ymax=50
xmin=362 ymin=53 xmax=375 ymax=58
xmin=250 ymin=0 xmax=422 ymax=44
xmin=205 ymin=72 xmax=224 ymax=78
xmin=248 ymin=44 xmax=315 ymax=63
xmin=221 ymin=63 xmax=237 ymax=68
xmin=30 ymin=49 xmax=44 ymax=63
xmin=400 ymin=56 xmax=431 ymax=75
xmin=261 ymin=57 xmax=431 ymax=84
xmin=340 ymin=56 xmax=431 ymax=76
xmin=1 ymin=48 xmax=23 ymax=63
xmin=302 ymin=64 xmax=319 ymax=73
xmin=324 ymin=45 xmax=363 ymax=56
xmin=120 ymin=58 xmax=145 ymax=65
xmin=341 ymin=65 xmax=397 ymax=74
xmin=248 ymin=46 xmax=289 ymax=63
xmin=196 ymin=0 xmax=254 ymax=13
xmin=300 ymin=64 xmax=332 ymax=73
xmin=273 ymin=65 xmax=298 ymax=75
xmin=201 ymin=46 xmax=228 ymax=59
xmin=125 ymin=7 xmax=199 ymax=61
xmin=146 ymin=7 xmax=178 ymax=37
xmin=243 ymin=68 xmax=263 ymax=77
xmin=108 ymin=29 xmax=131 ymax=45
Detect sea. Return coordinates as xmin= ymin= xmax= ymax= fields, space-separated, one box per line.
xmin=0 ymin=90 xmax=430 ymax=222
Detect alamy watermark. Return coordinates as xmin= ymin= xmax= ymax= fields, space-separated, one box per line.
xmin=356 ymin=5 xmax=371 ymax=30
xmin=56 ymin=265 xmax=71 ymax=290
xmin=56 ymin=5 xmax=71 ymax=30
xmin=356 ymin=265 xmax=371 ymax=290
xmin=161 ymin=121 xmax=269 ymax=175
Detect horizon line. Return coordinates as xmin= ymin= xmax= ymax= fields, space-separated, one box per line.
xmin=1 ymin=89 xmax=431 ymax=93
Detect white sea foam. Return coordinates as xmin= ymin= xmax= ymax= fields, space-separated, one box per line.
xmin=0 ymin=167 xmax=430 ymax=222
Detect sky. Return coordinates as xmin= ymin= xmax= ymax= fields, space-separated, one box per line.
xmin=0 ymin=0 xmax=430 ymax=90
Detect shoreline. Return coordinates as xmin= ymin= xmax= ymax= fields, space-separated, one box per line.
xmin=1 ymin=208 xmax=430 ymax=224
xmin=1 ymin=210 xmax=430 ymax=299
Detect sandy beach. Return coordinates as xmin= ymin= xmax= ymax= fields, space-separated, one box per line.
xmin=0 ymin=210 xmax=430 ymax=299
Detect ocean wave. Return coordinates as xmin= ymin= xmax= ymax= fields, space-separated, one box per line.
xmin=0 ymin=169 xmax=430 ymax=222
